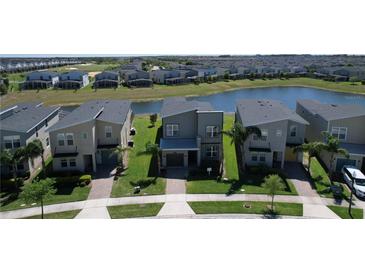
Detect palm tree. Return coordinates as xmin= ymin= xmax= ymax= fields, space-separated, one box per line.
xmin=112 ymin=145 xmax=130 ymax=168
xmin=321 ymin=132 xmax=349 ymax=182
xmin=263 ymin=174 xmax=285 ymax=212
xmin=293 ymin=141 xmax=325 ymax=172
xmin=26 ymin=139 xmax=46 ymax=177
xmin=143 ymin=141 xmax=161 ymax=175
xmin=222 ymin=122 xmax=261 ymax=170
xmin=0 ymin=147 xmax=28 ymax=187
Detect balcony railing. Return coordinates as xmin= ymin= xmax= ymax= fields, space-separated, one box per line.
xmin=53 ymin=146 xmax=78 ymax=158
xmin=97 ymin=138 xmax=119 ymax=148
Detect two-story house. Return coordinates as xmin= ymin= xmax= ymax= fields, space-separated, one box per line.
xmin=236 ymin=100 xmax=309 ymax=169
xmin=93 ymin=71 xmax=120 ymax=89
xmin=0 ymin=102 xmax=60 ymax=177
xmin=23 ymin=71 xmax=59 ymax=90
xmin=150 ymin=69 xmax=181 ymax=84
xmin=47 ymin=100 xmax=132 ymax=173
xmin=296 ymin=100 xmax=365 ymax=173
xmin=58 ymin=71 xmax=89 ymax=89
xmin=159 ymin=97 xmax=223 ymax=168
xmin=124 ymin=70 xmax=152 ymax=87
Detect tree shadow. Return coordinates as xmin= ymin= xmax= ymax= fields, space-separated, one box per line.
xmin=129 ymin=178 xmax=157 ymax=189
xmin=262 ymin=209 xmax=281 ymax=219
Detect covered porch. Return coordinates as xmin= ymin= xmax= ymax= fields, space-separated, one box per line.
xmin=160 ymin=138 xmax=200 ymax=168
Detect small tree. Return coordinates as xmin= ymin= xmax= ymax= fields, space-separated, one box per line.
xmin=0 ymin=147 xmax=28 ymax=188
xmin=149 ymin=113 xmax=158 ymax=127
xmin=293 ymin=141 xmax=325 ymax=172
xmin=112 ymin=145 xmax=130 ymax=168
xmin=143 ymin=141 xmax=161 ymax=175
xmin=26 ymin=139 xmax=46 ymax=177
xmin=20 ymin=178 xmax=56 ymax=219
xmin=263 ymin=174 xmax=285 ymax=212
xmin=349 ymin=76 xmax=358 ymax=85
xmin=321 ymin=132 xmax=349 ymax=182
xmin=222 ymin=122 xmax=261 ymax=170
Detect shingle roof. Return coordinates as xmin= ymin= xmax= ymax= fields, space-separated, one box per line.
xmin=48 ymin=100 xmax=131 ymax=132
xmin=161 ymin=97 xmax=214 ymax=118
xmin=0 ymin=102 xmax=59 ymax=133
xmin=236 ymin=99 xmax=309 ymax=126
xmin=160 ymin=138 xmax=199 ymax=150
xmin=297 ymin=99 xmax=365 ymax=121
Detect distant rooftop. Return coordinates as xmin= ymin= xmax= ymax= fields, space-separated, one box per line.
xmin=161 ymin=97 xmax=214 ymax=118
xmin=297 ymin=99 xmax=365 ymax=121
xmin=48 ymin=100 xmax=131 ymax=132
xmin=236 ymin=99 xmax=309 ymax=126
xmin=0 ymin=102 xmax=59 ymax=133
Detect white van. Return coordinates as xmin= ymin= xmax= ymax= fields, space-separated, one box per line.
xmin=341 ymin=166 xmax=365 ymax=198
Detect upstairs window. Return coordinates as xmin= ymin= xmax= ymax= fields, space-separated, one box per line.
xmin=69 ymin=159 xmax=76 ymax=167
xmin=253 ymin=129 xmax=268 ymax=141
xmin=290 ymin=126 xmax=297 ymax=137
xmin=331 ymin=127 xmax=347 ymax=141
xmin=3 ymin=136 xmax=21 ymax=149
xmin=66 ymin=133 xmax=74 ymax=146
xmin=166 ymin=124 xmax=179 ymax=137
xmin=57 ymin=133 xmax=65 ymax=146
xmin=206 ymin=126 xmax=219 ymax=138
xmin=61 ymin=159 xmax=68 ymax=168
xmin=46 ymin=137 xmax=50 ymax=147
xmin=105 ymin=126 xmax=112 ymax=138
xmin=276 ymin=129 xmax=282 ymax=137
xmin=206 ymin=145 xmax=218 ymax=158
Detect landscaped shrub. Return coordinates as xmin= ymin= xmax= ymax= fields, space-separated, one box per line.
xmin=54 ymin=176 xmax=80 ymax=187
xmin=79 ymin=175 xmax=92 ymax=186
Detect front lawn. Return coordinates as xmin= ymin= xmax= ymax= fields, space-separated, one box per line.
xmin=186 ymin=114 xmax=297 ymax=195
xmin=107 ymin=203 xmax=164 ymax=219
xmin=0 ymin=178 xmax=90 ymax=212
xmin=310 ymin=157 xmax=351 ymax=199
xmin=24 ymin=210 xmax=81 ymax=219
xmin=188 ymin=201 xmax=303 ymax=216
xmin=327 ymin=205 xmax=363 ymax=219
xmin=111 ymin=116 xmax=166 ymax=197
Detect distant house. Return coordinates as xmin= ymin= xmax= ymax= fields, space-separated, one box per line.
xmin=194 ymin=68 xmax=218 ymax=79
xmin=124 ymin=70 xmax=152 ymax=87
xmin=296 ymin=100 xmax=365 ymax=173
xmin=47 ymin=100 xmax=132 ymax=173
xmin=58 ymin=71 xmax=89 ymax=89
xmin=23 ymin=71 xmax=59 ymax=90
xmin=150 ymin=69 xmax=181 ymax=84
xmin=235 ymin=100 xmax=309 ymax=169
xmin=93 ymin=71 xmax=120 ymax=89
xmin=0 ymin=102 xmax=60 ymax=177
xmin=159 ymin=97 xmax=223 ymax=169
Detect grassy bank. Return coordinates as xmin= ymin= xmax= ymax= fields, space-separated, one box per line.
xmin=2 ymin=78 xmax=364 ymax=108
xmin=107 ymin=203 xmax=164 ymax=219
xmin=188 ymin=201 xmax=303 ymax=216
xmin=111 ymin=116 xmax=166 ymax=197
xmin=327 ymin=205 xmax=363 ymax=219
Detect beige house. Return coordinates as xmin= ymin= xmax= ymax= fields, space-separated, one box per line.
xmin=236 ymin=100 xmax=309 ymax=169
xmin=296 ymin=100 xmax=365 ymax=173
xmin=47 ymin=100 xmax=132 ymax=173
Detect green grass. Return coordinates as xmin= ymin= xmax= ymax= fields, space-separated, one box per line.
xmin=107 ymin=203 xmax=164 ymax=219
xmin=310 ymin=157 xmax=351 ymax=199
xmin=0 ymin=183 xmax=90 ymax=212
xmin=24 ymin=210 xmax=81 ymax=219
xmin=2 ymin=78 xmax=365 ymax=108
xmin=188 ymin=201 xmax=303 ymax=216
xmin=111 ymin=116 xmax=166 ymax=197
xmin=327 ymin=205 xmax=363 ymax=219
xmin=187 ymin=114 xmax=297 ymax=195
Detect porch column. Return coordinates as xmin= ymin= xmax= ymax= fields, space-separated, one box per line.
xmin=184 ymin=151 xmax=188 ymax=167
xmin=196 ymin=136 xmax=201 ymax=167
xmin=197 ymin=149 xmax=201 ymax=167
xmin=161 ymin=151 xmax=166 ymax=167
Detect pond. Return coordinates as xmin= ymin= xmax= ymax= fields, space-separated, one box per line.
xmin=61 ymin=86 xmax=365 ymax=115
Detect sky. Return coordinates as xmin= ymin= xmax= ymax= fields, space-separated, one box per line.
xmin=1 ymin=0 xmax=364 ymax=55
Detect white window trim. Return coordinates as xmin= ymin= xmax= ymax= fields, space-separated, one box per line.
xmin=290 ymin=125 xmax=297 ymax=137
xmin=331 ymin=127 xmax=347 ymax=141
xmin=254 ymin=129 xmax=268 ymax=141
xmin=276 ymin=129 xmax=282 ymax=137
xmin=166 ymin=124 xmax=179 ymax=137
xmin=3 ymin=135 xmax=20 ymax=149
xmin=206 ymin=126 xmax=219 ymax=138
xmin=66 ymin=133 xmax=74 ymax=146
xmin=57 ymin=133 xmax=65 ymax=146
xmin=105 ymin=126 xmax=112 ymax=138
xmin=206 ymin=145 xmax=218 ymax=158
xmin=60 ymin=159 xmax=68 ymax=168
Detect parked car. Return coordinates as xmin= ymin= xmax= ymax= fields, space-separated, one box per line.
xmin=341 ymin=166 xmax=365 ymax=198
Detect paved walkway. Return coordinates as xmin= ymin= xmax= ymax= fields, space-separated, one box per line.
xmin=75 ymin=167 xmax=114 ymax=219
xmin=165 ymin=168 xmax=188 ymax=194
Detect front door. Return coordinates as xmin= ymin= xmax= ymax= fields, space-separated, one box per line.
xmin=83 ymin=155 xmax=93 ymax=172
xmin=166 ymin=153 xmax=184 ymax=167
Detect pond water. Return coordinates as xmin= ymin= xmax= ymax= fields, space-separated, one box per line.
xmin=61 ymin=86 xmax=365 ymax=115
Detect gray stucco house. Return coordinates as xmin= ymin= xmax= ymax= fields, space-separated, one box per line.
xmin=47 ymin=100 xmax=132 ymax=173
xmin=0 ymin=102 xmax=60 ymax=177
xmin=159 ymin=97 xmax=223 ymax=169
xmin=58 ymin=71 xmax=89 ymax=89
xmin=124 ymin=70 xmax=152 ymax=87
xmin=93 ymin=71 xmax=120 ymax=89
xmin=296 ymin=100 xmax=365 ymax=173
xmin=236 ymin=100 xmax=309 ymax=169
xmin=23 ymin=71 xmax=59 ymax=90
